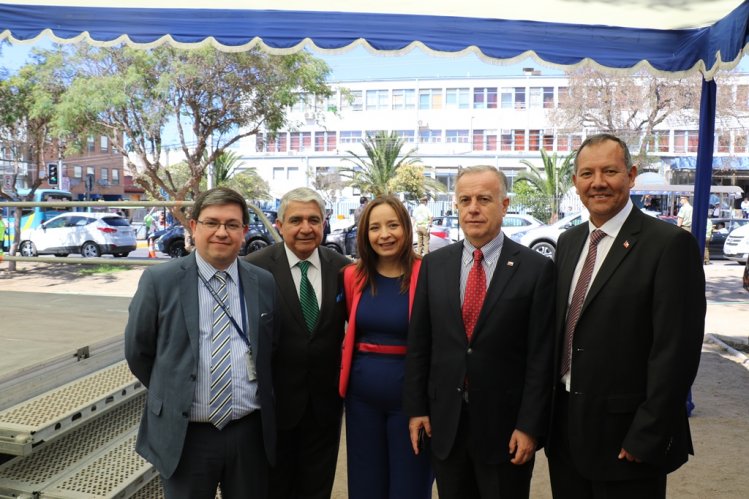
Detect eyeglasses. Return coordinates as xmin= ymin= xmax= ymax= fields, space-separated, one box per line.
xmin=196 ymin=220 xmax=246 ymax=232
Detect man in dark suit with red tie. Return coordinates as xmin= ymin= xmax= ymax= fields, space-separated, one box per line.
xmin=546 ymin=134 xmax=705 ymax=498
xmin=404 ymin=165 xmax=555 ymax=498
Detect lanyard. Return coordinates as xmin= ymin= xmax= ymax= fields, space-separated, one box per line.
xmin=198 ymin=272 xmax=251 ymax=350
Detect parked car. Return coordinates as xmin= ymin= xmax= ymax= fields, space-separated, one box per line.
xmin=157 ymin=208 xmax=278 ymax=259
xmin=511 ymin=212 xmax=588 ymax=259
xmin=156 ymin=224 xmax=187 ymax=258
xmin=18 ymin=212 xmax=137 ymax=258
xmin=430 ymin=214 xmax=544 ymax=242
xmin=723 ymin=222 xmax=749 ymax=263
xmin=709 ymin=218 xmax=749 ymax=259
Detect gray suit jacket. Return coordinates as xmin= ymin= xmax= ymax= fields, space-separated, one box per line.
xmin=124 ymin=252 xmax=278 ymax=478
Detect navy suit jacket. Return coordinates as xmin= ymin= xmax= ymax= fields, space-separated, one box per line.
xmin=404 ymin=237 xmax=555 ymax=463
xmin=549 ymin=208 xmax=705 ymax=480
xmin=125 ymin=252 xmax=278 ymax=478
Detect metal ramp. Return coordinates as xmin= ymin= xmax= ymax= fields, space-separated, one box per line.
xmin=0 ymin=361 xmax=144 ymax=456
xmin=0 ymin=394 xmax=157 ymax=499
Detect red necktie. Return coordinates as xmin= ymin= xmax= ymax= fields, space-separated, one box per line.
xmin=462 ymin=249 xmax=486 ymax=342
xmin=561 ymin=229 xmax=606 ymax=377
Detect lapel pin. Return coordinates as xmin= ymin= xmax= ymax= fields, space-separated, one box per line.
xmin=506 ymin=261 xmax=514 ymax=266
xmin=623 ymin=241 xmax=630 ymax=249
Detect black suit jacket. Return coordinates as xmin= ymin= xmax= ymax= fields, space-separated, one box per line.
xmin=124 ymin=253 xmax=278 ymax=478
xmin=403 ymin=237 xmax=555 ymax=463
xmin=246 ymin=244 xmax=350 ymax=429
xmin=549 ymin=208 xmax=705 ymax=480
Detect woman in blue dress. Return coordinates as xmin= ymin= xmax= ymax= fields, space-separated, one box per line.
xmin=340 ymin=195 xmax=433 ymax=499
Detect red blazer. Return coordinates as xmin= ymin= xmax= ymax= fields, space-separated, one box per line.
xmin=339 ymin=259 xmax=421 ymax=397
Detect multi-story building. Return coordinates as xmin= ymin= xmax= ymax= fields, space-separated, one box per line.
xmin=237 ymin=71 xmax=749 ymax=210
xmin=55 ymin=135 xmax=126 ymax=200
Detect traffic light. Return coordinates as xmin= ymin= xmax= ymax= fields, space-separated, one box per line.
xmin=47 ymin=163 xmax=58 ymax=186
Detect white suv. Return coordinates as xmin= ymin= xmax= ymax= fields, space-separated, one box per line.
xmin=19 ymin=212 xmax=137 ymax=258
xmin=723 ymin=223 xmax=749 ymax=263
xmin=511 ymin=212 xmax=589 ymax=260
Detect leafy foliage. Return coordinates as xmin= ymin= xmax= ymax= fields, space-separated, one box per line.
xmin=516 ymin=149 xmax=575 ymax=222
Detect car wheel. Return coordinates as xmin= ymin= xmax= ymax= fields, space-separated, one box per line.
xmin=168 ymin=240 xmax=187 ymax=258
xmin=324 ymin=242 xmax=343 ymax=254
xmin=246 ymin=238 xmax=269 ymax=254
xmin=113 ymin=252 xmax=129 ymax=258
xmin=81 ymin=241 xmax=101 ymax=258
xmin=54 ymin=253 xmax=69 ymax=257
xmin=19 ymin=241 xmax=38 ymax=257
xmin=531 ymin=241 xmax=556 ymax=259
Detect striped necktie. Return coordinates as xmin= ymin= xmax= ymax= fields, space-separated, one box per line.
xmin=297 ymin=260 xmax=319 ymax=333
xmin=209 ymin=271 xmax=233 ymax=429
xmin=561 ymin=229 xmax=606 ymax=377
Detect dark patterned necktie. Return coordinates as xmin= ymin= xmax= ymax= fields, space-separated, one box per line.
xmin=298 ymin=260 xmax=319 ymax=333
xmin=561 ymin=229 xmax=606 ymax=377
xmin=209 ymin=271 xmax=232 ymax=429
xmin=462 ymin=249 xmax=486 ymax=342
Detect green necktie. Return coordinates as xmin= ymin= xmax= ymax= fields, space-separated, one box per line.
xmin=297 ymin=260 xmax=319 ymax=333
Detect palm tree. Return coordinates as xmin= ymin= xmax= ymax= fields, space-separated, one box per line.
xmin=344 ymin=131 xmax=419 ymax=196
xmin=516 ymin=149 xmax=575 ymax=222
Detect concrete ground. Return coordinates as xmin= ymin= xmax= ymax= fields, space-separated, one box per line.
xmin=0 ymin=258 xmax=747 ymax=498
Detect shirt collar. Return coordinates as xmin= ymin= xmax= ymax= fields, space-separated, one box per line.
xmin=284 ymin=243 xmax=321 ymax=270
xmin=462 ymin=231 xmax=504 ymax=265
xmin=587 ymin=198 xmax=633 ymax=240
xmin=195 ymin=250 xmax=240 ymax=283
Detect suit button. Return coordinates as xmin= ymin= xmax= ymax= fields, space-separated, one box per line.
xmin=181 ymin=412 xmax=189 ymax=418
xmin=190 ymin=374 xmax=197 ymax=381
xmin=467 ymin=348 xmax=473 ymax=355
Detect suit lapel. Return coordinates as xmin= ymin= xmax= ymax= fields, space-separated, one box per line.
xmin=582 ymin=210 xmax=641 ymax=312
xmin=317 ymin=248 xmax=338 ymax=322
xmin=557 ymin=226 xmax=589 ymax=317
xmin=239 ymin=262 xmax=261 ymax=354
xmin=179 ymin=253 xmax=201 ymax=363
xmin=442 ymin=243 xmax=465 ymax=332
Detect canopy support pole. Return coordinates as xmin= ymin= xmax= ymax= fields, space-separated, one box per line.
xmin=693 ymin=78 xmax=716 ymax=257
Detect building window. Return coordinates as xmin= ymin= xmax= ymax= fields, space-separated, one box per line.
xmin=445 ymin=88 xmax=470 ymax=109
xmin=86 ymin=166 xmax=95 ymax=177
xmin=418 ymin=129 xmax=442 ymax=143
xmin=340 ymin=131 xmax=362 ymax=144
xmin=265 ymin=133 xmax=288 ymax=153
xmin=500 ymin=129 xmax=526 ymax=151
xmin=272 ymin=167 xmax=284 ymax=180
xmin=365 ymin=89 xmax=389 ymax=110
xmin=73 ymin=165 xmax=83 ymax=178
xmin=528 ymin=88 xmax=555 ymax=109
xmin=419 ymin=88 xmax=443 ymax=110
xmin=87 ymin=136 xmax=95 ymax=153
xmin=716 ymin=132 xmax=731 ymax=153
xmin=290 ymin=132 xmax=312 ymax=152
xmin=395 ymin=130 xmax=415 ymax=143
xmin=473 ymin=130 xmax=498 ymax=151
xmin=100 ymin=168 xmax=108 ymax=182
xmin=473 ymin=87 xmax=498 ymax=109
xmin=112 ymin=169 xmax=120 ymax=185
xmin=557 ymin=87 xmax=569 ymax=108
xmin=528 ymin=130 xmax=542 ymax=151
xmin=543 ymin=132 xmax=554 ymax=150
xmin=287 ymin=167 xmax=300 ymax=181
xmin=291 ymin=92 xmax=311 ymax=113
xmin=392 ymin=89 xmax=416 ymax=110
xmin=735 ymin=133 xmax=748 ymax=153
xmin=674 ymin=130 xmax=699 ymax=153
xmin=342 ymin=90 xmax=363 ymax=111
xmin=100 ymin=136 xmax=108 ymax=152
xmin=500 ymin=87 xmax=526 ymax=109
xmin=446 ymin=130 xmax=469 ymax=143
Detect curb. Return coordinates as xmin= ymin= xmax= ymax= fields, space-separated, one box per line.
xmin=706 ymin=333 xmax=749 ymax=370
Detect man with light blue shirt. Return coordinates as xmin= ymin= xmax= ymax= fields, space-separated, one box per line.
xmin=125 ymin=187 xmax=278 ymax=498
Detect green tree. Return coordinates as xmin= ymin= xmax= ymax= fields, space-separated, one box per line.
xmin=390 ymin=163 xmax=446 ymax=201
xmin=168 ymin=153 xmax=270 ymax=202
xmin=516 ymin=149 xmax=575 ymax=222
xmin=512 ymin=180 xmax=553 ymax=223
xmin=53 ymin=44 xmax=332 ymax=228
xmin=345 ymin=131 xmax=420 ymax=196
